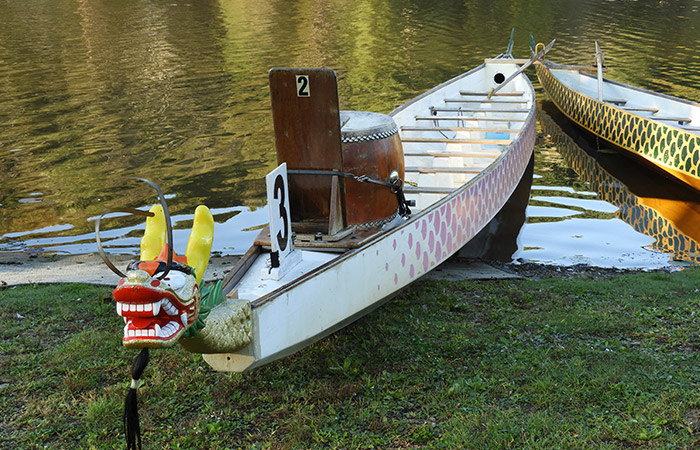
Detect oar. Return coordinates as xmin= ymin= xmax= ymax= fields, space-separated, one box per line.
xmin=595 ymin=41 xmax=605 ymax=102
xmin=487 ymin=38 xmax=556 ymax=99
xmin=505 ymin=28 xmax=515 ymax=58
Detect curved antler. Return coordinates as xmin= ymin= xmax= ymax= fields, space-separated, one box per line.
xmin=95 ymin=177 xmax=174 ymax=279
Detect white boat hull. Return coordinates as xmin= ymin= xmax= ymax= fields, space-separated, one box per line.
xmin=203 ymin=59 xmax=536 ymax=371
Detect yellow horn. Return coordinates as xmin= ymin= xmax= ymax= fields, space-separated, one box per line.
xmin=185 ymin=205 xmax=214 ymax=285
xmin=140 ymin=205 xmax=166 ymax=261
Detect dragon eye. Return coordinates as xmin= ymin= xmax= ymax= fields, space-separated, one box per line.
xmin=162 ymin=270 xmax=186 ymax=290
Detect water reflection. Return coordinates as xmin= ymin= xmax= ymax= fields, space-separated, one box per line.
xmin=3 ymin=0 xmax=700 ymax=267
xmin=520 ymin=105 xmax=700 ymax=267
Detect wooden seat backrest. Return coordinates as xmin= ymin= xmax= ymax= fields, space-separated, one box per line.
xmin=268 ymin=68 xmax=345 ymax=233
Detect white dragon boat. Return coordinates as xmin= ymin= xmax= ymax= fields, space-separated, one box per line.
xmin=102 ymin=51 xmax=537 ymax=374
xmin=192 ymin=55 xmax=536 ymax=372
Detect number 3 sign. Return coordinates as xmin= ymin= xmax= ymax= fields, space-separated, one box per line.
xmin=265 ymin=163 xmax=292 ymax=267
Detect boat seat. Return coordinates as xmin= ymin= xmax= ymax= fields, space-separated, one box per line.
xmin=401 ymin=137 xmax=513 ymax=145
xmin=401 ymin=125 xmax=519 ymax=133
xmin=604 ymin=98 xmax=627 ymax=105
xmin=653 ymin=116 xmax=692 ymax=123
xmin=681 ymin=126 xmax=700 ymax=131
xmin=459 ymin=90 xmax=525 ymax=97
xmin=414 ymin=115 xmax=527 ymax=123
xmin=405 ymin=166 xmax=484 ymax=174
xmin=404 ymin=186 xmax=455 ymax=194
xmin=621 ymin=106 xmax=659 ymax=113
xmin=403 ymin=150 xmax=502 ymax=158
xmin=429 ymin=107 xmax=530 ymax=114
xmin=269 ymin=68 xmax=346 ymax=235
xmin=443 ymin=98 xmax=526 ymax=104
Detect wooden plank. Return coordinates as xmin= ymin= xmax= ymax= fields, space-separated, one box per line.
xmin=221 ymin=244 xmax=262 ymax=295
xmin=483 ymin=58 xmax=534 ymax=65
xmin=428 ymin=107 xmax=530 ymax=113
xmin=269 ymin=68 xmax=345 ymax=226
xmin=621 ymin=106 xmax=659 ymax=113
xmin=405 ymin=166 xmax=483 ymax=174
xmin=401 ymin=125 xmax=519 ymax=133
xmin=604 ymin=98 xmax=627 ymax=105
xmin=328 ymin=175 xmax=343 ymax=235
xmin=415 ymin=116 xmax=527 ymax=122
xmin=401 ymin=137 xmax=512 ymax=145
xmin=404 ymin=150 xmax=501 ymax=158
xmin=653 ymin=116 xmax=693 ymax=123
xmin=254 ymin=225 xmax=372 ymax=250
xmin=443 ymin=98 xmax=527 ymax=104
xmin=459 ymin=90 xmax=524 ymax=96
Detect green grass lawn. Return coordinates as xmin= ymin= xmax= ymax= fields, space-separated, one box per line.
xmin=2 ymin=269 xmax=700 ymax=449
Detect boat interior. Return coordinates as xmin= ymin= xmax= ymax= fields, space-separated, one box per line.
xmin=550 ymin=68 xmax=700 ymax=133
xmin=395 ymin=59 xmax=535 ymax=211
xmin=223 ymin=61 xmax=535 ymax=299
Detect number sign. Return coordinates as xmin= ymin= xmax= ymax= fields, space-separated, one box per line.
xmin=265 ymin=163 xmax=293 ymax=265
xmin=296 ymin=75 xmax=310 ymax=97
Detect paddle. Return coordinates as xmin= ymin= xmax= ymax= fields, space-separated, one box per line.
xmin=595 ymin=41 xmax=605 ymax=102
xmin=487 ymin=38 xmax=556 ymax=99
xmin=505 ymin=28 xmax=515 ymax=58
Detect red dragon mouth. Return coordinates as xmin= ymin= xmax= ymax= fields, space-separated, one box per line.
xmin=113 ymin=266 xmax=200 ymax=348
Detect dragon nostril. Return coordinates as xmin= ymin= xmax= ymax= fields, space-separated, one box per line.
xmin=150 ymin=280 xmax=160 ymax=287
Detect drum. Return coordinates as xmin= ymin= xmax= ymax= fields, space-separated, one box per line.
xmin=340 ymin=111 xmax=405 ymax=228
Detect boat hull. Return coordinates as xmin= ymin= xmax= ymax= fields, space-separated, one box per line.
xmin=204 ymin=62 xmax=536 ymax=372
xmin=536 ymin=64 xmax=700 ymax=192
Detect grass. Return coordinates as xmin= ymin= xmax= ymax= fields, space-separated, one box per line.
xmin=2 ymin=269 xmax=700 ymax=449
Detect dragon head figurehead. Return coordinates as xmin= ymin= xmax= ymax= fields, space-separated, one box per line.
xmin=95 ymin=178 xmax=221 ymax=450
xmin=114 ymin=248 xmax=202 ymax=348
xmin=97 ymin=184 xmax=214 ymax=349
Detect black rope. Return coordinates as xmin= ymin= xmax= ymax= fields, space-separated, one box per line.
xmin=287 ymin=169 xmax=413 ymax=217
xmin=390 ymin=177 xmax=412 ymax=218
xmin=287 ymin=169 xmax=394 ymax=188
xmin=124 ymin=348 xmax=149 ymax=450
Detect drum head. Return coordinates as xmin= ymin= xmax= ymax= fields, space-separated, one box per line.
xmin=340 ymin=111 xmax=398 ymax=142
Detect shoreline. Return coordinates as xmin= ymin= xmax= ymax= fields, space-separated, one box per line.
xmin=0 ymin=251 xmax=680 ymax=287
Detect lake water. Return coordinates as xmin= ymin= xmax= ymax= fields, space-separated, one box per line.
xmin=3 ymin=0 xmax=700 ymax=269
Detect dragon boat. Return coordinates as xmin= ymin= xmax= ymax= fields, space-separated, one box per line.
xmin=100 ymin=50 xmax=537 ymax=375
xmin=535 ymin=40 xmax=700 ymax=193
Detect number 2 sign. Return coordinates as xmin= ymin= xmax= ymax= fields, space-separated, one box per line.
xmin=296 ymin=75 xmax=310 ymax=97
xmin=265 ymin=163 xmax=292 ymax=267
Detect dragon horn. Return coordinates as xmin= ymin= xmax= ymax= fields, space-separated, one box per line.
xmin=185 ymin=205 xmax=214 ymax=285
xmin=140 ymin=204 xmax=166 ymax=261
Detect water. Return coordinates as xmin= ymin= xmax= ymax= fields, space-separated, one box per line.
xmin=3 ymin=0 xmax=700 ymax=269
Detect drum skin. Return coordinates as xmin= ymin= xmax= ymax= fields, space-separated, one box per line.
xmin=340 ymin=111 xmax=405 ymax=227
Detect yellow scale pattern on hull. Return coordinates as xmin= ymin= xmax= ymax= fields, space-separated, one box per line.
xmin=536 ymin=64 xmax=700 ymax=191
